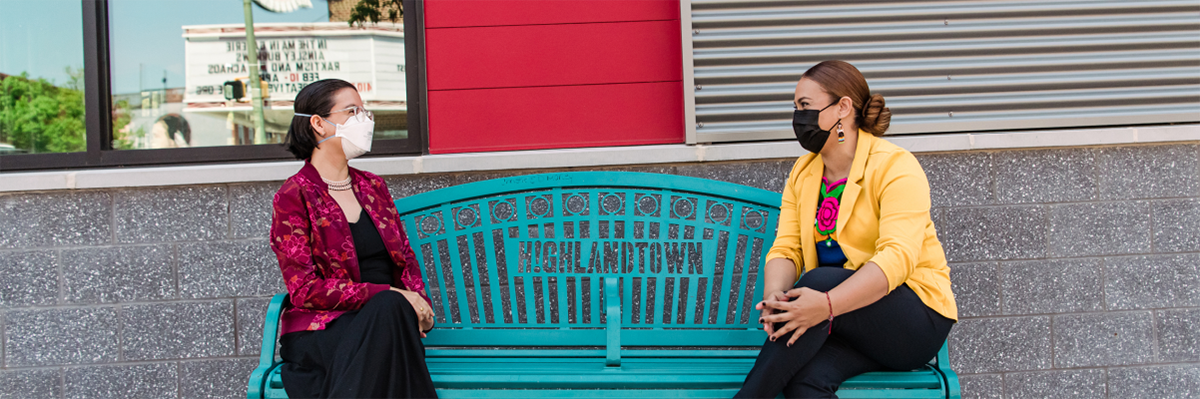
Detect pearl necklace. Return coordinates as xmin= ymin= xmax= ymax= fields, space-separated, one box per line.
xmin=323 ymin=176 xmax=352 ymax=191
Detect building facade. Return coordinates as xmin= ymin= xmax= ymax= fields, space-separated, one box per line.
xmin=1 ymin=1 xmax=1198 ymax=398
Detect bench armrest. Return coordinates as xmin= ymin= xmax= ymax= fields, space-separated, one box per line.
xmin=247 ymin=293 xmax=287 ymax=399
xmin=932 ymin=340 xmax=961 ymax=399
xmin=605 ymin=278 xmax=620 ymax=367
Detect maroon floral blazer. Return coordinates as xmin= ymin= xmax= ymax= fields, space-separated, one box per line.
xmin=270 ymin=161 xmax=430 ymax=335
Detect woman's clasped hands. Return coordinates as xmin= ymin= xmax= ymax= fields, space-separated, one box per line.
xmin=757 ymin=287 xmax=832 ymax=347
xmin=390 ymin=287 xmax=436 ymax=337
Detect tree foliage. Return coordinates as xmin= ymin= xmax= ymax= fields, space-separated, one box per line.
xmin=0 ymin=70 xmax=86 ymax=154
xmin=347 ymin=0 xmax=402 ymax=26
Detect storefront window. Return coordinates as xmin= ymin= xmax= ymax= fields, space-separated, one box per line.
xmin=0 ymin=0 xmax=87 ymax=156
xmin=108 ymin=0 xmax=407 ymax=150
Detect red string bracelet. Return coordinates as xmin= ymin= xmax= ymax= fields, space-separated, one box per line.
xmin=825 ymin=291 xmax=834 ymax=334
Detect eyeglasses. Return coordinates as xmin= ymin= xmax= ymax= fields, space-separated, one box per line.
xmin=294 ymin=105 xmax=374 ymax=124
xmin=329 ymin=105 xmax=374 ymax=123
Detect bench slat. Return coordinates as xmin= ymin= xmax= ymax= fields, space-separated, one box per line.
xmin=421 ymin=329 xmax=768 ymax=347
xmin=434 ymin=389 xmax=947 ymax=399
xmin=264 ymin=364 xmax=943 ymax=399
xmin=426 ymin=349 xmax=764 ymax=358
xmin=427 ymin=361 xmax=941 ymax=389
xmin=430 ymin=376 xmax=941 ymax=390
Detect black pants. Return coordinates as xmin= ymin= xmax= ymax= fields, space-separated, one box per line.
xmin=736 ymin=267 xmax=954 ymax=399
xmin=279 ymin=290 xmax=438 ymax=398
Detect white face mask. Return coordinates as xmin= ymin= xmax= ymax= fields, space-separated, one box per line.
xmin=297 ymin=112 xmax=375 ymax=160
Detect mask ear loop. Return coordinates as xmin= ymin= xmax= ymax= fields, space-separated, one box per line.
xmin=295 ymin=112 xmax=337 ymax=144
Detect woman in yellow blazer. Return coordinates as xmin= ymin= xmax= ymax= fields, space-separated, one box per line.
xmin=736 ymin=61 xmax=957 ymax=398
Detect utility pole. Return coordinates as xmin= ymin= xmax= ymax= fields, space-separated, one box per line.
xmin=244 ymin=0 xmax=267 ymax=145
xmin=241 ymin=0 xmax=313 ymax=144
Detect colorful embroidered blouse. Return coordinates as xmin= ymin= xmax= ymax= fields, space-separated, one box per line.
xmin=814 ymin=177 xmax=849 ymax=266
xmin=269 ymin=162 xmax=430 ymax=335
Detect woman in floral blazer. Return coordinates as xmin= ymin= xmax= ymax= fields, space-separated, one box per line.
xmin=269 ymin=79 xmax=437 ymax=398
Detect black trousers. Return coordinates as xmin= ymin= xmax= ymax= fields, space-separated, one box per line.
xmin=279 ymin=290 xmax=438 ymax=399
xmin=736 ymin=267 xmax=954 ymax=399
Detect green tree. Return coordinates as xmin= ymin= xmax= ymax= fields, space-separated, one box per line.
xmin=0 ymin=72 xmax=86 ymax=154
xmin=347 ymin=0 xmax=402 ymax=26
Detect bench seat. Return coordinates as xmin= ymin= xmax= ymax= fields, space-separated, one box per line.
xmin=263 ymin=358 xmax=947 ymax=398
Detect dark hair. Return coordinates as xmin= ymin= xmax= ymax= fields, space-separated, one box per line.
xmin=158 ymin=113 xmax=191 ymax=144
xmin=801 ymin=60 xmax=891 ymax=136
xmin=283 ymin=79 xmax=357 ymax=159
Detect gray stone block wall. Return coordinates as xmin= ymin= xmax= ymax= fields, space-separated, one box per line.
xmin=0 ymin=142 xmax=1197 ymax=398
xmin=923 ymin=143 xmax=1200 ymax=398
xmin=0 ymin=182 xmax=284 ymax=398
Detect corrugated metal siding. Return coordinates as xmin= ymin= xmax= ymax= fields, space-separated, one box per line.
xmin=688 ymin=0 xmax=1200 ymax=143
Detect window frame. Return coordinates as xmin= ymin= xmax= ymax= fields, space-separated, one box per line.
xmin=0 ymin=0 xmax=427 ymax=172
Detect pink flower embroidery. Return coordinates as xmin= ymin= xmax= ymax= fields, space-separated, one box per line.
xmin=816 ymin=197 xmax=839 ymax=234
xmin=276 ymin=236 xmax=312 ymax=264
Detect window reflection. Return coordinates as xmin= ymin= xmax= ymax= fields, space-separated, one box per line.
xmin=0 ymin=0 xmax=86 ymax=156
xmin=109 ymin=0 xmax=407 ymax=150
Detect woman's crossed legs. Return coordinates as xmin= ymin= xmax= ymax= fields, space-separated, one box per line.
xmin=737 ymin=267 xmax=953 ymax=398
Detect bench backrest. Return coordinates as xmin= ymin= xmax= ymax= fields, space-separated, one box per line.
xmin=395 ymin=172 xmax=781 ymax=348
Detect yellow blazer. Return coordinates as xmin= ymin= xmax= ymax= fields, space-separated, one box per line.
xmin=766 ymin=130 xmax=957 ymax=321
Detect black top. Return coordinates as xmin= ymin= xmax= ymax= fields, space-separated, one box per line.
xmin=349 ymin=209 xmax=396 ymax=286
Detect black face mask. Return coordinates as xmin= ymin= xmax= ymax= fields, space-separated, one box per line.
xmin=792 ymin=101 xmax=840 ymax=154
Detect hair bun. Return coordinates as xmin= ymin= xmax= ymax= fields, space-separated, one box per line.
xmin=860 ymin=93 xmax=891 ymax=135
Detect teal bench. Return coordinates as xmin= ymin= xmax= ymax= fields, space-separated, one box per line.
xmin=249 ymin=172 xmax=960 ymax=398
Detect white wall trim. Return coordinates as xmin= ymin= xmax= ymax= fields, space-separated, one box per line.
xmin=680 ymin=0 xmax=698 ymax=145
xmin=2 ymin=124 xmax=1197 ymax=193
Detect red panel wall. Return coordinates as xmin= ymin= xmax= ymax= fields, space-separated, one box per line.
xmin=423 ymin=0 xmax=684 ymax=154
xmin=424 ymin=0 xmax=679 ymax=28
xmin=426 ymin=21 xmax=682 ymax=90
xmin=429 ymin=82 xmax=684 ymax=153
